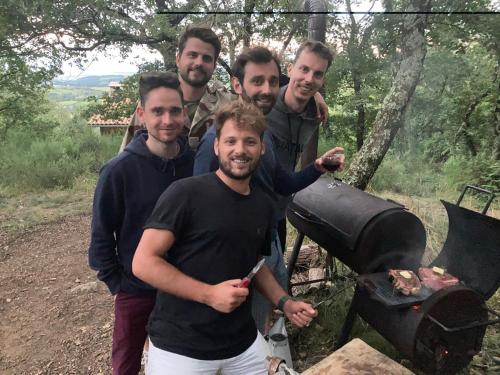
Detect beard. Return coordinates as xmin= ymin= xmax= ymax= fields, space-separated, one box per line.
xmin=240 ymin=88 xmax=276 ymax=115
xmin=179 ymin=66 xmax=211 ymax=88
xmin=218 ymin=155 xmax=260 ymax=181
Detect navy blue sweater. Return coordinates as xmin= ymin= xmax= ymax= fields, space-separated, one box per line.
xmin=88 ymin=130 xmax=194 ymax=295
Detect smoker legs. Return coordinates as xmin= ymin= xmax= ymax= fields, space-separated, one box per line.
xmin=335 ymin=286 xmax=359 ymax=350
xmin=286 ymin=232 xmax=305 ymax=294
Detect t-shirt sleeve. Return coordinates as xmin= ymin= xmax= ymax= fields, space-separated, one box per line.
xmin=144 ymin=181 xmax=190 ymax=237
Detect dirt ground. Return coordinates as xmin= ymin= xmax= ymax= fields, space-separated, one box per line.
xmin=0 ymin=215 xmax=114 ymax=374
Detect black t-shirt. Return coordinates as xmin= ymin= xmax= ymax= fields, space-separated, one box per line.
xmin=145 ymin=173 xmax=274 ymax=360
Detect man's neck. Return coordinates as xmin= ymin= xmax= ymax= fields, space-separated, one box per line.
xmin=283 ymin=87 xmax=308 ymax=113
xmin=215 ymin=170 xmax=251 ymax=195
xmin=179 ymin=78 xmax=207 ymax=102
xmin=146 ymin=138 xmax=180 ymax=159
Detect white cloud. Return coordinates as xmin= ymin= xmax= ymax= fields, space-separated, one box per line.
xmin=58 ymin=46 xmax=163 ymax=79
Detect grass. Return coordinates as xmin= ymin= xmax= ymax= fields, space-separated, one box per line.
xmin=0 ymin=175 xmax=95 ymax=239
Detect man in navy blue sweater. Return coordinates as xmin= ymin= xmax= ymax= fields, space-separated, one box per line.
xmin=88 ymin=72 xmax=194 ymax=375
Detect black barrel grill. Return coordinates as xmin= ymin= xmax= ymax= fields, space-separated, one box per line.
xmin=287 ymin=180 xmax=500 ymax=374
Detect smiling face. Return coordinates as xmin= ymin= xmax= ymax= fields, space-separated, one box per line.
xmin=232 ymin=60 xmax=280 ymax=115
xmin=176 ymin=37 xmax=216 ymax=88
xmin=287 ymin=49 xmax=328 ymax=104
xmin=214 ymin=118 xmax=265 ymax=181
xmin=137 ymin=87 xmax=186 ymax=146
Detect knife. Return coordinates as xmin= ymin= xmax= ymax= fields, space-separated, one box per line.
xmin=238 ymin=258 xmax=266 ymax=288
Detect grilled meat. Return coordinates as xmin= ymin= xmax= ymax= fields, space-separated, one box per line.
xmin=418 ymin=267 xmax=459 ymax=291
xmin=388 ymin=269 xmax=422 ymax=295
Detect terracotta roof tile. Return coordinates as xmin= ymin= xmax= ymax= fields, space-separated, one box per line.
xmin=88 ymin=114 xmax=130 ymax=126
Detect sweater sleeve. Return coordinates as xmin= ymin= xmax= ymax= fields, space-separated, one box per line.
xmin=273 ymin=162 xmax=322 ymax=196
xmin=88 ymin=164 xmax=124 ymax=295
xmin=193 ymin=128 xmax=219 ymax=175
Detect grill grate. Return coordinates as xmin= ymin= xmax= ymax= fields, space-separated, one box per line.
xmin=358 ymin=272 xmax=434 ymax=309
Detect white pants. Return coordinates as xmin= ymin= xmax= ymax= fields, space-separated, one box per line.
xmin=146 ymin=332 xmax=270 ymax=375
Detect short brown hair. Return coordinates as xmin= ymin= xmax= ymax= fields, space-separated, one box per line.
xmin=215 ymin=101 xmax=267 ymax=140
xmin=139 ymin=72 xmax=183 ymax=106
xmin=232 ymin=46 xmax=281 ymax=83
xmin=178 ymin=27 xmax=221 ymax=62
xmin=294 ymin=40 xmax=333 ymax=69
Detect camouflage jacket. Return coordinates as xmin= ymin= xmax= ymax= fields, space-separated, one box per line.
xmin=119 ymin=83 xmax=232 ymax=152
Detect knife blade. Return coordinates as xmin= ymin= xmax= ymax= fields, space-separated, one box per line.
xmin=238 ymin=258 xmax=266 ymax=288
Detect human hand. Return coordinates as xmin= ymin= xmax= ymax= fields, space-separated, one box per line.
xmin=206 ymin=279 xmax=249 ymax=313
xmin=283 ymin=300 xmax=318 ymax=328
xmin=314 ymin=92 xmax=329 ymax=128
xmin=314 ymin=147 xmax=345 ymax=173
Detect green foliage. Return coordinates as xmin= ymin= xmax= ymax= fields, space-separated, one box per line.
xmin=0 ymin=54 xmax=58 ymax=140
xmin=442 ymin=154 xmax=500 ymax=193
xmin=81 ymin=60 xmax=164 ymax=121
xmin=368 ymin=152 xmax=445 ymax=196
xmin=368 ymin=151 xmax=499 ymax=197
xmin=0 ymin=116 xmax=121 ymax=192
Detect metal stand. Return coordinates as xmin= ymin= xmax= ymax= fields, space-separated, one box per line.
xmin=286 ymin=232 xmax=305 ymax=290
xmin=335 ymin=285 xmax=359 ymax=350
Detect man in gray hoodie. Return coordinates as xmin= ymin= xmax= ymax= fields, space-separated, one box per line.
xmin=266 ymin=40 xmax=334 ymax=250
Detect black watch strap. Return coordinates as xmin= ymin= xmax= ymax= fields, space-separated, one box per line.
xmin=277 ymin=295 xmax=292 ymax=311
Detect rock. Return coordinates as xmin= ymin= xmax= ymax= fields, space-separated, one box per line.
xmin=308 ymin=268 xmax=325 ymax=289
xmin=70 ymin=281 xmax=98 ymax=294
xmin=6 ymin=298 xmax=12 ymax=303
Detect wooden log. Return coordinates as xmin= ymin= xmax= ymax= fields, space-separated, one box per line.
xmin=302 ymin=338 xmax=414 ymax=375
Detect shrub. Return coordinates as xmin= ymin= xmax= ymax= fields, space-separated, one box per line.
xmin=0 ymin=119 xmax=121 ymax=192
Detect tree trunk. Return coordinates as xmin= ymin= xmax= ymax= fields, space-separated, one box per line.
xmin=455 ymin=91 xmax=490 ymax=157
xmin=243 ymin=0 xmax=255 ymax=47
xmin=154 ymin=42 xmax=177 ymax=71
xmin=493 ymin=57 xmax=500 ymax=161
xmin=300 ymin=0 xmax=328 ymax=169
xmin=345 ymin=0 xmax=366 ymax=151
xmin=354 ymin=74 xmax=366 ymax=151
xmin=343 ymin=0 xmax=431 ymax=190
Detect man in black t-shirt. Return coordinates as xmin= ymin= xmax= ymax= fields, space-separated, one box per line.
xmin=132 ymin=101 xmax=317 ymax=374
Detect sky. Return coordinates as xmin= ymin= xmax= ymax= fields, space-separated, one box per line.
xmin=58 ymin=46 xmax=162 ymax=79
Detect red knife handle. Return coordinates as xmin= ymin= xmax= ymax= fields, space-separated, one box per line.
xmin=238 ymin=278 xmax=251 ymax=288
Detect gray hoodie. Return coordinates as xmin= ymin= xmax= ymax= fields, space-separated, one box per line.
xmin=266 ymin=84 xmax=318 ymax=172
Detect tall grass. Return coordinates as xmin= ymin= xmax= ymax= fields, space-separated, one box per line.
xmin=369 ymin=152 xmax=499 ymax=198
xmin=0 ymin=118 xmax=121 ymax=193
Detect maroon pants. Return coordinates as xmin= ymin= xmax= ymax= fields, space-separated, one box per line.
xmin=112 ymin=291 xmax=156 ymax=375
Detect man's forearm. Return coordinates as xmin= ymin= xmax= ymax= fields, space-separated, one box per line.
xmin=132 ymin=254 xmax=212 ymax=305
xmin=253 ymin=264 xmax=288 ymax=307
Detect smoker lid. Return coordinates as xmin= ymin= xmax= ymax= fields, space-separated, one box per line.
xmin=290 ymin=177 xmax=406 ymax=250
xmin=431 ymin=200 xmax=500 ymax=300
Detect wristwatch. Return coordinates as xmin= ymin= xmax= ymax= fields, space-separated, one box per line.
xmin=277 ymin=295 xmax=292 ymax=312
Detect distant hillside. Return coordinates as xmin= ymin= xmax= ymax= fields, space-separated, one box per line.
xmin=53 ymin=74 xmax=128 ymax=87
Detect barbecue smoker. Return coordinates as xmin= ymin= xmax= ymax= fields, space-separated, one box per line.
xmin=287 ymin=179 xmax=500 ymax=374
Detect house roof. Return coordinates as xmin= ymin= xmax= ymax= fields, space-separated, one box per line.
xmin=88 ymin=98 xmax=135 ymax=127
xmin=88 ymin=114 xmax=130 ymax=127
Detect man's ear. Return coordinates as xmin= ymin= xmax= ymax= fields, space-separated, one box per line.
xmin=214 ymin=137 xmax=219 ymax=156
xmin=232 ymin=77 xmax=243 ymax=95
xmin=175 ymin=52 xmax=180 ymax=67
xmin=261 ymin=140 xmax=266 ymax=155
xmin=136 ymin=105 xmax=145 ymax=122
xmin=287 ymin=62 xmax=293 ymax=76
